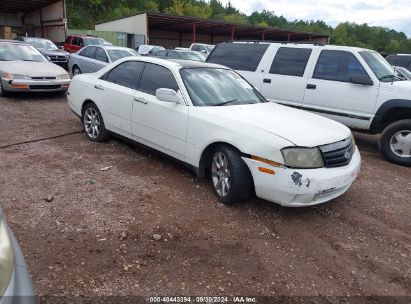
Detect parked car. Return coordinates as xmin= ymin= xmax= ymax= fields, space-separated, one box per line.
xmin=155 ymin=49 xmax=205 ymax=62
xmin=64 ymin=35 xmax=111 ymax=53
xmin=68 ymin=45 xmax=138 ymax=75
xmin=190 ymin=43 xmax=214 ymax=57
xmin=14 ymin=36 xmax=70 ymax=69
xmin=136 ymin=45 xmax=165 ymax=56
xmin=394 ymin=66 xmax=411 ymax=80
xmin=207 ymin=42 xmax=411 ymax=166
xmin=386 ymin=54 xmax=411 ymax=72
xmin=0 ymin=40 xmax=70 ymax=96
xmin=67 ymin=57 xmax=360 ymax=207
xmin=0 ymin=208 xmax=35 ymax=303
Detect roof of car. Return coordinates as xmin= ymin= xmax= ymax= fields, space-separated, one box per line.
xmin=168 ymin=59 xmax=225 ymax=69
xmin=0 ymin=39 xmax=23 ymax=44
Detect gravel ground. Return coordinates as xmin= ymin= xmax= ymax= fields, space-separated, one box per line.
xmin=0 ymin=93 xmax=410 ymax=300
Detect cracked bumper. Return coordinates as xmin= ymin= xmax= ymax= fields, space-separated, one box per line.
xmin=243 ymin=149 xmax=361 ymax=207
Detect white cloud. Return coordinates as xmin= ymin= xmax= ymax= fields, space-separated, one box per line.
xmin=219 ymin=0 xmax=411 ymax=36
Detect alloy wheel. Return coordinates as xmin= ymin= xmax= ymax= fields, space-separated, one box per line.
xmin=84 ymin=107 xmax=101 ymax=139
xmin=211 ymin=151 xmax=231 ymax=197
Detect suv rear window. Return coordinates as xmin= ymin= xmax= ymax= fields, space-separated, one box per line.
xmin=207 ymin=43 xmax=269 ymax=72
xmin=270 ymin=47 xmax=312 ymax=76
xmin=386 ymin=55 xmax=411 ymax=70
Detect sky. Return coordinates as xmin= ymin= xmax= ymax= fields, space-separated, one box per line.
xmin=220 ymin=0 xmax=411 ymax=37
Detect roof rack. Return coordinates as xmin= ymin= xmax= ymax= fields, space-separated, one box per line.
xmin=232 ymin=40 xmax=325 ymax=46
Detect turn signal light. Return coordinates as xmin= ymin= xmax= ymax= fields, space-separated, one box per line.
xmin=258 ymin=167 xmax=275 ymax=175
xmin=10 ymin=84 xmax=29 ymax=89
xmin=251 ymin=155 xmax=284 ymax=167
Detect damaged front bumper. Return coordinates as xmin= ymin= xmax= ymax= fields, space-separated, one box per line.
xmin=1 ymin=78 xmax=70 ymax=93
xmin=243 ymin=149 xmax=361 ymax=207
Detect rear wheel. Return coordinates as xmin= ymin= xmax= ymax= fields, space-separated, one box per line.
xmin=380 ymin=119 xmax=411 ymax=166
xmin=210 ymin=145 xmax=253 ymax=204
xmin=82 ymin=103 xmax=110 ymax=142
xmin=72 ymin=65 xmax=81 ymax=76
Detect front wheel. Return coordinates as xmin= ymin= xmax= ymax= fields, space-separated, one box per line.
xmin=0 ymin=79 xmax=8 ymax=97
xmin=210 ymin=145 xmax=253 ymax=204
xmin=82 ymin=103 xmax=110 ymax=142
xmin=380 ymin=119 xmax=411 ymax=166
xmin=72 ymin=65 xmax=81 ymax=76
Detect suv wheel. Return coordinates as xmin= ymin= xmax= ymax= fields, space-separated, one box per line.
xmin=82 ymin=103 xmax=110 ymax=142
xmin=380 ymin=119 xmax=411 ymax=166
xmin=210 ymin=145 xmax=253 ymax=204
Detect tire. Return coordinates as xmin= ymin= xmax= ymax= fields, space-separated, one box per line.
xmin=82 ymin=103 xmax=110 ymax=142
xmin=0 ymin=79 xmax=8 ymax=97
xmin=380 ymin=119 xmax=411 ymax=166
xmin=72 ymin=65 xmax=81 ymax=76
xmin=210 ymin=145 xmax=253 ymax=204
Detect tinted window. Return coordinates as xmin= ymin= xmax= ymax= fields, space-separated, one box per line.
xmin=386 ymin=55 xmax=411 ymax=69
xmin=95 ymin=47 xmax=108 ymax=62
xmin=104 ymin=61 xmax=144 ymax=89
xmin=65 ymin=36 xmax=71 ymax=43
xmin=72 ymin=37 xmax=83 ymax=46
xmin=139 ymin=63 xmax=179 ymax=95
xmin=313 ymin=50 xmax=369 ymax=82
xmin=79 ymin=46 xmax=96 ymax=58
xmin=207 ymin=43 xmax=269 ymax=72
xmin=270 ymin=47 xmax=312 ymax=76
xmin=155 ymin=50 xmax=167 ymax=57
xmin=191 ymin=45 xmax=201 ymax=51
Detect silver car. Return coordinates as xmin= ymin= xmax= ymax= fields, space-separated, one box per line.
xmin=68 ymin=45 xmax=138 ymax=75
xmin=0 ymin=209 xmax=35 ymax=304
xmin=0 ymin=40 xmax=71 ymax=96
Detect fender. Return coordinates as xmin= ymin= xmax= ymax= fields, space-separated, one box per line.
xmin=370 ymin=99 xmax=411 ymax=133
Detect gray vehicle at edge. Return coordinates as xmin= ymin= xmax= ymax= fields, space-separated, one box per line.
xmin=68 ymin=45 xmax=138 ymax=75
xmin=0 ymin=209 xmax=35 ymax=304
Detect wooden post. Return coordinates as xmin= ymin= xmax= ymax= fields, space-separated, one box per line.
xmin=309 ymin=35 xmax=312 ymax=42
xmin=39 ymin=8 xmax=44 ymax=38
xmin=287 ymin=32 xmax=291 ymax=42
xmin=231 ymin=25 xmax=235 ymax=41
xmin=262 ymin=29 xmax=266 ymax=41
xmin=192 ymin=22 xmax=196 ymax=43
xmin=179 ymin=32 xmax=182 ymax=47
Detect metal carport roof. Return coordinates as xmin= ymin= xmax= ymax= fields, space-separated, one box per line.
xmin=0 ymin=0 xmax=59 ymax=13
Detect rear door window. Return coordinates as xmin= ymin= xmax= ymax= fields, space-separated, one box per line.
xmin=139 ymin=63 xmax=179 ymax=95
xmin=103 ymin=61 xmax=144 ymax=89
xmin=313 ymin=50 xmax=369 ymax=82
xmin=168 ymin=51 xmax=181 ymax=59
xmin=269 ymin=47 xmax=312 ymax=76
xmin=207 ymin=43 xmax=269 ymax=72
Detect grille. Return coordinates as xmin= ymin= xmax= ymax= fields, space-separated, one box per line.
xmin=319 ymin=137 xmax=354 ymax=168
xmin=31 ymin=76 xmax=56 ymax=80
xmin=49 ymin=55 xmax=67 ymax=62
xmin=29 ymin=85 xmax=61 ymax=90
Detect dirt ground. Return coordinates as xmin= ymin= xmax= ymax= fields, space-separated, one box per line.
xmin=0 ymin=93 xmax=410 ymax=300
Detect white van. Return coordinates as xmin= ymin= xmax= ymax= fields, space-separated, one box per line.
xmin=207 ymin=42 xmax=411 ymax=166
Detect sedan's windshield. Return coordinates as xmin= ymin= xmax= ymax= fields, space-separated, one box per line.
xmin=180 ymin=52 xmax=205 ymax=62
xmin=360 ymin=51 xmax=399 ymax=82
xmin=84 ymin=38 xmax=107 ymax=46
xmin=107 ymin=49 xmax=138 ymax=62
xmin=0 ymin=44 xmax=46 ymax=62
xmin=180 ymin=68 xmax=266 ymax=106
xmin=206 ymin=45 xmax=214 ymax=53
xmin=25 ymin=38 xmax=58 ymax=50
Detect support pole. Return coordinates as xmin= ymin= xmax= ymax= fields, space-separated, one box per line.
xmin=231 ymin=25 xmax=235 ymax=41
xmin=262 ymin=29 xmax=266 ymax=41
xmin=192 ymin=22 xmax=196 ymax=43
xmin=287 ymin=32 xmax=291 ymax=41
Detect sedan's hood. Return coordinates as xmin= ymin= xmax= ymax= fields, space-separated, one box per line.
xmin=39 ymin=49 xmax=70 ymax=57
xmin=199 ymin=102 xmax=351 ymax=147
xmin=0 ymin=61 xmax=67 ymax=76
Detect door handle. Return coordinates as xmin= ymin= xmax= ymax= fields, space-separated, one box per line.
xmin=263 ymin=78 xmax=271 ymax=83
xmin=134 ymin=97 xmax=148 ymax=104
xmin=306 ymin=84 xmax=317 ymax=89
xmin=94 ymin=84 xmax=104 ymax=90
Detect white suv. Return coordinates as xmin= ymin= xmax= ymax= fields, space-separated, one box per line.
xmin=207 ymin=42 xmax=411 ymax=166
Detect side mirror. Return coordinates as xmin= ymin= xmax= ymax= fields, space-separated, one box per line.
xmin=156 ymin=88 xmax=180 ymax=103
xmin=350 ymin=75 xmax=373 ymax=86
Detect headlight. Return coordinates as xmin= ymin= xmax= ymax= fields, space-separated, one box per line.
xmin=281 ymin=147 xmax=324 ymax=168
xmin=0 ymin=216 xmax=14 ymax=297
xmin=2 ymin=74 xmax=31 ymax=80
xmin=57 ymin=74 xmax=70 ymax=80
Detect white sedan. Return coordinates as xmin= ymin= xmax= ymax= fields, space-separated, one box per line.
xmin=68 ymin=57 xmax=361 ymax=207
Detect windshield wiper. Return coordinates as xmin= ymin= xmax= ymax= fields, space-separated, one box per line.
xmin=215 ymin=99 xmax=238 ymax=106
